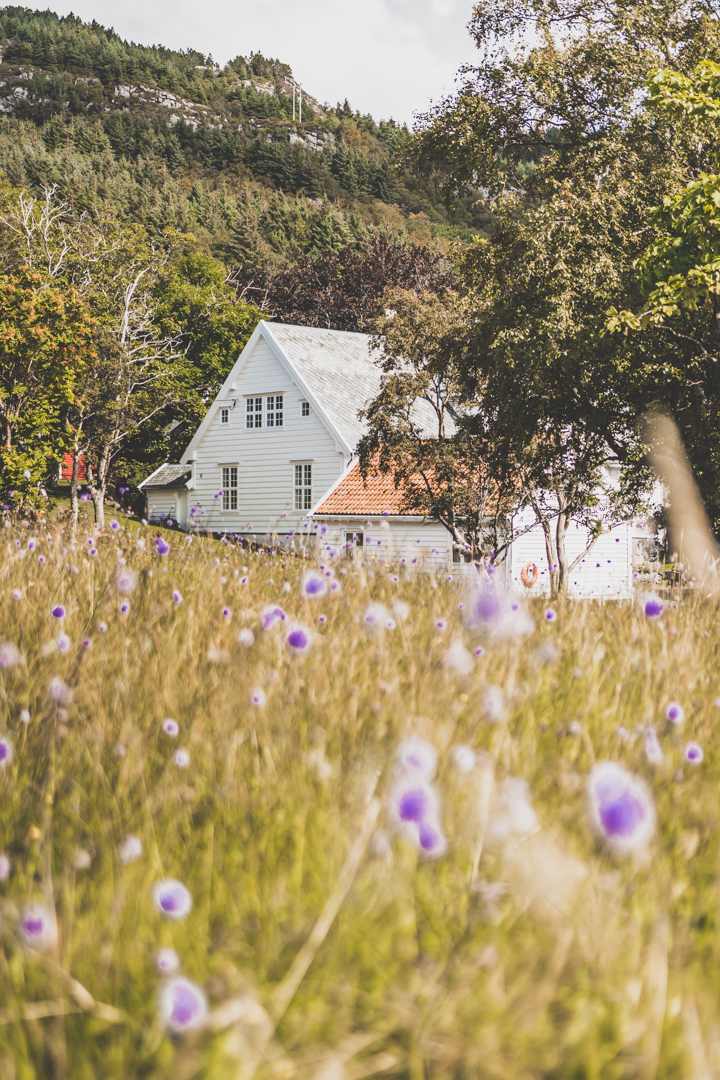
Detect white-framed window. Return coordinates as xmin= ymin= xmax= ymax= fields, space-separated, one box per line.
xmin=220 ymin=408 xmax=229 ymax=425
xmin=294 ymin=463 xmax=312 ymax=510
xmin=246 ymin=397 xmax=262 ymax=429
xmin=222 ymin=466 xmax=238 ymax=510
xmin=266 ymin=394 xmax=283 ymax=427
xmin=346 ymin=530 xmax=363 ymax=558
xmin=301 ymin=401 xmax=310 ymax=417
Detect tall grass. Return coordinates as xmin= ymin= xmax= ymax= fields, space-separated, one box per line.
xmin=0 ymin=513 xmax=717 ymax=1078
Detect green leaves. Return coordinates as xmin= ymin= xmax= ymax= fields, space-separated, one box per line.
xmin=0 ymin=266 xmax=96 ymax=493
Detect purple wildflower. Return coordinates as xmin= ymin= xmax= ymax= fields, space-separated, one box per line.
xmin=435 ymin=618 xmax=447 ymax=631
xmin=162 ymin=718 xmax=179 ymax=738
xmin=115 ymin=567 xmax=137 ymax=595
xmin=82 ymin=637 xmax=92 ymax=649
xmin=152 ymin=878 xmax=192 ymax=920
xmin=644 ymin=727 xmax=663 ymax=766
xmin=0 ymin=739 xmax=10 ymax=768
xmin=56 ymin=632 xmax=71 ymax=653
xmin=12 ymin=589 xmax=21 ymax=600
xmin=20 ymin=905 xmax=57 ymax=950
xmin=302 ymin=571 xmax=327 ymax=598
xmin=286 ymin=623 xmax=312 ymax=653
xmin=173 ymin=590 xmax=183 ymax=605
xmin=174 ymin=748 xmax=190 ymax=768
xmin=544 ymin=608 xmax=557 ymax=622
xmin=251 ymin=687 xmax=266 ymax=708
xmin=0 ymin=642 xmax=24 ymax=669
xmin=51 ymin=605 xmax=65 ymax=619
xmin=666 ymin=702 xmax=685 ymax=725
xmin=119 ymin=601 xmax=130 ymax=616
xmin=260 ymin=604 xmax=286 ymax=630
xmin=48 ymin=676 xmax=73 ymax=704
xmin=156 ymin=947 xmax=180 ymax=975
xmin=158 ymin=976 xmax=207 ymax=1033
xmin=98 ymin=622 xmax=107 ymax=633
xmin=155 ymin=537 xmax=170 ymax=556
xmin=222 ymin=606 xmax=231 ymax=618
xmin=644 ymin=597 xmax=663 ymax=619
xmin=588 ymin=761 xmax=655 ymax=854
xmin=396 ymin=737 xmax=437 ymax=779
xmin=685 ymin=742 xmax=704 ymax=765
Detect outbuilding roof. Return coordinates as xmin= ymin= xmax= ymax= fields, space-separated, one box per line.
xmin=314 ymin=461 xmax=421 ymax=516
xmin=139 ymin=464 xmax=191 ymax=490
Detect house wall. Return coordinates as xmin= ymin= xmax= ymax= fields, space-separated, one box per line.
xmin=187 ymin=337 xmax=349 ymax=535
xmin=315 ymin=517 xmax=452 ymax=570
xmin=509 ymin=511 xmax=632 ymax=599
xmin=146 ymin=488 xmax=183 ymax=523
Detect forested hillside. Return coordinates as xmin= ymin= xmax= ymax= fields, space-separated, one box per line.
xmin=0 ymin=6 xmax=488 ymax=276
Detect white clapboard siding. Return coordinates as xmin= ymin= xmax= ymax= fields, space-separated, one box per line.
xmin=189 ymin=337 xmax=349 ymax=535
xmin=509 ymin=511 xmax=632 ymax=599
xmin=146 ymin=490 xmax=181 ymax=523
xmin=317 ymin=518 xmax=452 ymax=570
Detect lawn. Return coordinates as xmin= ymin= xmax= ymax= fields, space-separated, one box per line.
xmin=0 ymin=512 xmax=716 ymax=1079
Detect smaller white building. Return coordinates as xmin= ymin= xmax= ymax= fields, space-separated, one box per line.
xmin=312 ymin=460 xmax=453 ymax=570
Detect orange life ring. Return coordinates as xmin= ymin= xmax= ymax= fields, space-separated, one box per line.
xmin=521 ymin=562 xmax=539 ymax=587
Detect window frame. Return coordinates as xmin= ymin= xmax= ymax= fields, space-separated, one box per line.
xmin=221 ymin=465 xmax=238 ymax=511
xmin=294 ymin=462 xmax=313 ymax=511
xmin=266 ymin=394 xmax=284 ymax=428
xmin=220 ymin=407 xmax=229 ymax=425
xmin=245 ymin=397 xmax=263 ymax=429
xmin=301 ymin=400 xmax=310 ymax=417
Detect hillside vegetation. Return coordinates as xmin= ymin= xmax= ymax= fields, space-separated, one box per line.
xmin=0 ymin=7 xmax=488 ymax=275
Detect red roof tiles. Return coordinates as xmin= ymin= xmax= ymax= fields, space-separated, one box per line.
xmin=315 ymin=462 xmax=419 ymax=516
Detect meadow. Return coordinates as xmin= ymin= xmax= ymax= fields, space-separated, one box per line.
xmin=0 ymin=511 xmax=716 ymax=1080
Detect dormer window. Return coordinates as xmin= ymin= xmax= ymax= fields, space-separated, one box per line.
xmin=220 ymin=408 xmax=229 ymax=425
xmin=246 ymin=397 xmax=262 ymax=429
xmin=266 ymin=395 xmax=283 ymax=427
xmin=301 ymin=401 xmax=310 ymax=417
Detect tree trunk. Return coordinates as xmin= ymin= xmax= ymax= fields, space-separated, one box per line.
xmin=555 ymin=509 xmax=569 ymax=599
xmin=90 ymin=448 xmax=111 ymax=528
xmin=540 ymin=516 xmax=559 ymax=597
xmin=69 ymin=449 xmax=80 ymax=534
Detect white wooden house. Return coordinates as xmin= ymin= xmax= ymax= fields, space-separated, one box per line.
xmin=139 ymin=321 xmax=655 ymax=598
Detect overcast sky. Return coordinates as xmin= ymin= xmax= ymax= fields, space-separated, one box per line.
xmin=41 ymin=0 xmax=478 ymax=124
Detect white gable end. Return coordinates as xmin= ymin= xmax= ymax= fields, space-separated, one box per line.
xmin=179 ymin=323 xmax=352 ymax=535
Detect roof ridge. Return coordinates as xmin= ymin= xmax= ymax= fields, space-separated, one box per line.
xmin=268 ymin=322 xmax=372 ymax=340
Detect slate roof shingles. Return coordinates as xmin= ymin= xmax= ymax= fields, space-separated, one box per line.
xmin=141 ymin=464 xmax=192 ymax=489
xmin=267 ymin=323 xmax=382 ymax=452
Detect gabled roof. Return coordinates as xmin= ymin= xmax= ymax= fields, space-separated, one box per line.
xmin=138 ymin=464 xmax=191 ymax=490
xmin=263 ymin=323 xmax=382 ymax=452
xmin=180 ymin=320 xmax=441 ymax=464
xmin=314 ymin=461 xmax=421 ymax=517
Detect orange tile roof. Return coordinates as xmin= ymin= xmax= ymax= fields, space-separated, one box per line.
xmin=315 ymin=462 xmax=420 ymax=516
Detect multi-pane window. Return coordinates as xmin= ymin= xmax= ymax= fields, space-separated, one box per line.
xmin=294 ymin=464 xmax=312 ymax=510
xmin=246 ymin=397 xmax=262 ymax=429
xmin=266 ymin=395 xmax=283 ymax=427
xmin=220 ymin=408 xmax=229 ymax=425
xmin=222 ymin=466 xmax=238 ymax=511
xmin=346 ymin=531 xmax=363 ymax=558
xmin=301 ymin=401 xmax=310 ymax=417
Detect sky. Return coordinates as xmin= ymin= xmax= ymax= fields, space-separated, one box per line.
xmin=40 ymin=0 xmax=479 ymax=124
